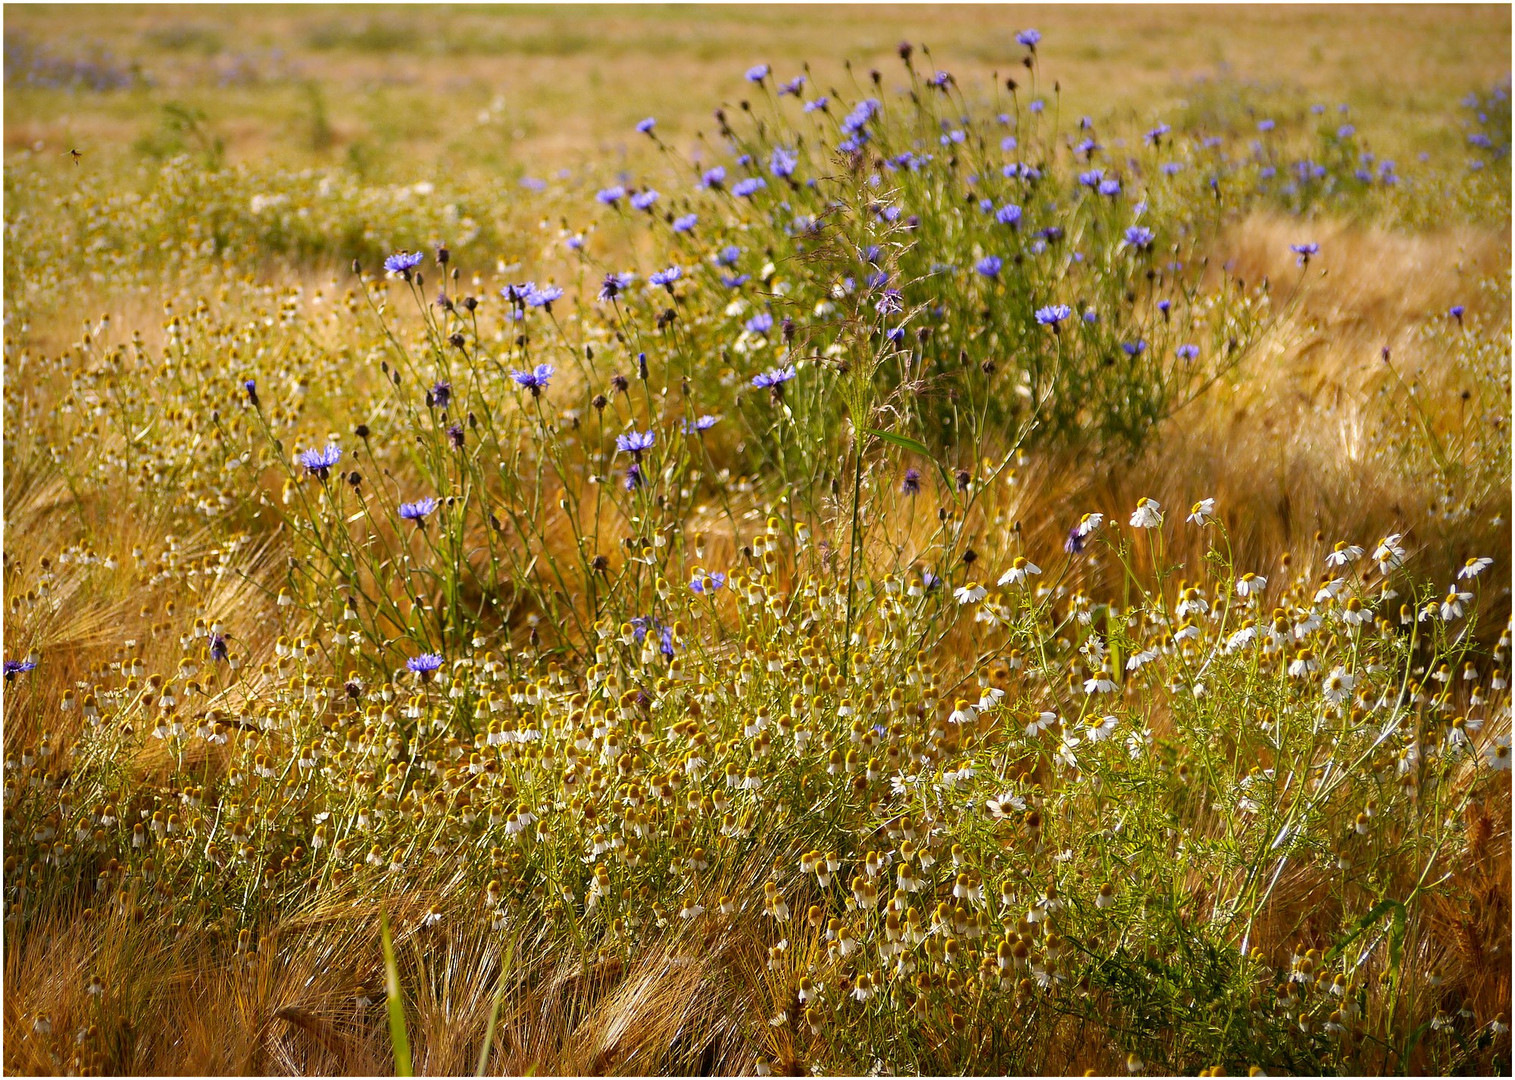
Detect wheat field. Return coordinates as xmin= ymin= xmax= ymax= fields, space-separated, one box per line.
xmin=3 ymin=6 xmax=1511 ymax=1077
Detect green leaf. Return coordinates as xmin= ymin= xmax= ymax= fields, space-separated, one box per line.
xmin=380 ymin=911 xmax=413 ymax=1077
xmin=865 ymin=428 xmax=930 ymax=458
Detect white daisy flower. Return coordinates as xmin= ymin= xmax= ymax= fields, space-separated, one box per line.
xmin=1458 ymin=556 xmax=1493 ymax=580
xmin=1186 ymin=498 xmax=1216 ymax=524
xmin=1235 ymin=572 xmax=1267 ymax=598
xmin=1076 ymin=512 xmax=1104 ymax=537
xmin=1321 ymin=667 xmax=1355 ymax=706
xmin=997 ymin=556 xmax=1042 ymax=587
xmin=1129 ymin=498 xmax=1162 ymax=529
xmin=1373 ymin=533 xmax=1406 ymax=574
xmin=1324 ymin=542 xmax=1364 ymax=568
xmin=954 ymin=582 xmax=987 ymax=605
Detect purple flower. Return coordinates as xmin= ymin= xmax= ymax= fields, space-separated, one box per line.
xmin=690 ymin=571 xmax=726 ymax=594
xmin=779 ymin=75 xmax=806 ymax=96
xmin=616 ymin=429 xmax=656 ymax=456
xmin=745 ymin=311 xmax=774 ymax=335
xmin=702 ymin=166 xmax=727 ymax=189
xmin=243 ymin=378 xmax=259 ymax=406
xmin=3 ymin=658 xmax=37 ymax=680
xmin=746 ymin=63 xmax=770 ymax=84
xmin=624 ymin=462 xmax=644 ymax=491
xmin=715 ymin=245 xmax=742 ymax=267
xmin=1449 ymin=304 xmax=1466 ymax=322
xmin=1290 ymin=242 xmax=1319 ymax=266
xmin=636 ymin=117 xmax=656 ymax=134
xmin=399 ymin=496 xmax=438 ymax=523
xmin=683 ymin=414 xmax=721 ymax=434
xmin=598 ymin=272 xmax=635 ymax=301
xmin=209 ymin=635 xmax=228 ymax=662
xmin=430 ymin=380 xmax=451 ymax=409
xmin=672 ymin=213 xmax=698 ymax=233
xmin=1034 ymin=304 xmax=1071 ymax=326
xmin=975 ymin=255 xmax=1003 ymax=279
xmin=995 ymin=203 xmax=1023 ymax=227
xmin=770 ymin=147 xmax=799 ymax=179
xmin=733 ymin=177 xmax=766 ymax=198
xmin=751 ymin=365 xmax=796 ymax=390
xmin=526 ymin=284 xmax=563 ymax=308
xmin=650 ymin=266 xmax=683 ymax=287
xmin=511 ymin=363 xmax=554 ymax=395
xmin=596 ymin=185 xmax=626 ymax=205
xmin=876 ymin=288 xmax=904 ymax=315
xmin=1257 ymin=119 xmax=1276 ymax=132
xmin=1098 ymin=178 xmax=1121 ymax=196
xmin=1176 ymin=344 xmax=1200 ymax=361
xmin=384 ymin=251 xmax=425 ymax=276
xmin=901 ymin=468 xmax=921 ymax=495
xmin=722 ymin=273 xmax=751 ymax=289
xmin=1083 ymin=310 xmax=1099 ymax=324
xmin=1016 ymin=28 xmax=1041 ymax=47
xmin=297 ymin=443 xmax=342 ymax=477
xmin=406 ymin=653 xmax=444 ymax=679
xmin=1123 ymin=225 xmax=1155 ymax=250
xmin=631 ymin=189 xmax=659 ymax=211
xmin=1337 ymin=124 xmax=1355 ymax=138
xmin=630 ymin=615 xmax=676 ymax=656
xmin=1146 ymin=123 xmax=1171 ymax=145
xmin=1064 ymin=526 xmax=1085 ymax=555
xmin=803 ymin=96 xmax=829 ymax=114
xmin=927 ymin=70 xmax=951 ymax=88
xmin=1078 ymin=168 xmax=1105 ymax=189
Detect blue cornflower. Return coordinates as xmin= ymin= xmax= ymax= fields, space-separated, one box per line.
xmin=861 ymin=244 xmax=882 ymax=263
xmin=978 ymin=197 xmax=995 ymax=213
xmin=209 ymin=634 xmax=228 ymax=662
xmin=1161 ymin=161 xmax=1184 ymax=175
xmin=616 ymin=429 xmax=656 ymax=456
xmin=1001 ymin=135 xmax=1018 ymax=151
xmin=1146 ymin=123 xmax=1171 ymax=145
xmin=406 ymin=653 xmax=444 ymax=679
xmin=683 ymin=414 xmax=721 ymax=434
xmin=297 ymin=443 xmax=342 ymax=477
xmin=430 ymin=380 xmax=451 ymax=409
xmin=631 ymin=189 xmax=659 ymax=211
xmin=243 ymin=378 xmax=259 ymax=406
xmin=1290 ymin=242 xmax=1319 ymax=266
xmin=689 ymin=571 xmax=726 ymax=594
xmin=1064 ymin=526 xmax=1085 ymax=555
xmin=745 ymin=311 xmax=774 ymax=335
xmin=864 ymin=270 xmax=889 ymax=289
xmin=779 ymin=75 xmax=806 ymax=96
xmin=702 ymin=166 xmax=727 ymax=189
xmin=526 ymin=284 xmax=563 ymax=309
xmin=751 ymin=365 xmax=796 ymax=392
xmin=565 ymin=234 xmax=585 ymax=251
xmin=384 ymin=251 xmax=424 ymax=277
xmin=399 ymin=496 xmax=438 ymax=523
xmin=1449 ymin=305 xmax=1466 ymax=322
xmin=598 ymin=272 xmax=635 ymax=301
xmin=1016 ymin=28 xmax=1041 ymax=47
xmin=624 ymin=462 xmax=644 ymax=491
xmin=746 ymin=63 xmax=770 ymax=84
xmin=3 ymin=657 xmax=37 ymax=680
xmin=975 ymin=255 xmax=1003 ymax=279
xmin=672 ymin=213 xmax=698 ymax=233
xmin=1078 ymin=168 xmax=1104 ymax=188
xmin=722 ymin=273 xmax=751 ymax=289
xmin=1258 ymin=118 xmax=1276 ymax=132
xmin=1083 ymin=310 xmax=1099 ymax=323
xmin=1029 ymin=99 xmax=1045 ymax=114
xmin=901 ymin=468 xmax=921 ymax=495
xmin=1124 ymin=225 xmax=1155 ymax=249
xmin=876 ymin=289 xmax=904 ymax=315
xmin=1337 ymin=124 xmax=1355 ymax=138
xmin=596 ymin=185 xmax=626 ymax=205
xmin=715 ymin=245 xmax=742 ymax=267
xmin=733 ymin=177 xmax=767 ymax=198
xmin=1176 ymin=344 xmax=1200 ymax=360
xmin=1098 ymin=178 xmax=1121 ymax=196
xmin=1035 ymin=304 xmax=1072 ymax=327
xmin=841 ymin=99 xmax=880 ymax=135
xmin=803 ymin=96 xmax=829 ymax=113
xmin=1122 ymin=340 xmax=1147 ymax=356
xmin=921 ymin=570 xmax=942 ymax=591
xmin=770 ymin=147 xmax=799 ymax=179
xmin=996 ymin=203 xmax=1023 ymax=227
xmin=636 ymin=117 xmax=656 ymax=134
xmin=927 ymin=70 xmax=951 ymax=88
xmin=511 ymin=364 xmax=554 ymax=396
xmin=650 ymin=266 xmax=683 ymax=287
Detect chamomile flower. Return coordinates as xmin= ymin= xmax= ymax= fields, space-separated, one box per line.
xmin=1129 ymin=498 xmax=1162 ymax=528
xmin=1186 ymin=498 xmax=1216 ymax=524
xmin=998 ymin=556 xmax=1041 ymax=586
xmin=1459 ymin=556 xmax=1494 ymax=579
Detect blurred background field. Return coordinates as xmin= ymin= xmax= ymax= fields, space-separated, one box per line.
xmin=6 ymin=5 xmax=1512 ymax=183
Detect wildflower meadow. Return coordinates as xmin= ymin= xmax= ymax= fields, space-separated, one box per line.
xmin=3 ymin=7 xmax=1511 ymax=1076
